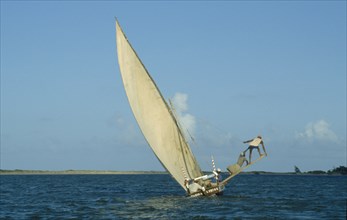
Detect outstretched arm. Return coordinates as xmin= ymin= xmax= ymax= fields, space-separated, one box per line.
xmin=243 ymin=139 xmax=253 ymax=144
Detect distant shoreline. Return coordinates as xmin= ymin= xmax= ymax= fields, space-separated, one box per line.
xmin=0 ymin=170 xmax=167 ymax=175
xmin=0 ymin=169 xmax=345 ymax=176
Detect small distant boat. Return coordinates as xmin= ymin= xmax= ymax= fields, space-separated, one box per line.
xmin=115 ymin=20 xmax=266 ymax=197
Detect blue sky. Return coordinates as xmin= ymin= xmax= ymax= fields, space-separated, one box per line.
xmin=1 ymin=1 xmax=346 ymax=172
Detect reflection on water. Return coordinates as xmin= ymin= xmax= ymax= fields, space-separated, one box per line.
xmin=0 ymin=174 xmax=346 ymax=219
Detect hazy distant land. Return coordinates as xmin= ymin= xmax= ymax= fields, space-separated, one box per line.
xmin=0 ymin=169 xmax=166 ymax=175
xmin=1 ymin=168 xmax=345 ymax=175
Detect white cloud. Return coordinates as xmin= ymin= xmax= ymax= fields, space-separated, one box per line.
xmin=170 ymin=93 xmax=240 ymax=150
xmin=171 ymin=92 xmax=196 ymax=139
xmin=296 ymin=120 xmax=339 ymax=143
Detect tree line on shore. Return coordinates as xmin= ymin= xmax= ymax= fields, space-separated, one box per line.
xmin=294 ymin=166 xmax=347 ymax=175
xmin=1 ymin=166 xmax=346 ymax=175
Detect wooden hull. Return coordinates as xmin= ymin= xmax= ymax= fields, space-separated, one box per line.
xmin=188 ymin=154 xmax=266 ymax=197
xmin=189 ymin=184 xmax=225 ymax=197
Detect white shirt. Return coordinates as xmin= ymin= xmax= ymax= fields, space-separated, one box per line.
xmin=249 ymin=137 xmax=262 ymax=147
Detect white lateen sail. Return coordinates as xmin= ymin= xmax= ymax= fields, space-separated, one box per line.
xmin=115 ymin=20 xmax=203 ymax=190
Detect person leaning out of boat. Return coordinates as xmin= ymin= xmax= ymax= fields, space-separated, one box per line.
xmin=184 ymin=179 xmax=190 ymax=194
xmin=226 ymin=152 xmax=248 ymax=175
xmin=237 ymin=152 xmax=249 ymax=167
xmin=184 ymin=179 xmax=206 ymax=195
xmin=216 ymin=168 xmax=222 ymax=183
xmin=243 ymin=135 xmax=267 ymax=163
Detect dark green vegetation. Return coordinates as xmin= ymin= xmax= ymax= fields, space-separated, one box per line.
xmin=293 ymin=166 xmax=347 ymax=175
xmin=327 ymin=166 xmax=347 ymax=175
xmin=294 ymin=166 xmax=302 ymax=174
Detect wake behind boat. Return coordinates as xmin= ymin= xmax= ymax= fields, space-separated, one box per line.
xmin=115 ymin=20 xmax=267 ymax=197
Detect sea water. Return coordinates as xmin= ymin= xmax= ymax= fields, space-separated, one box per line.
xmin=0 ymin=174 xmax=346 ymax=219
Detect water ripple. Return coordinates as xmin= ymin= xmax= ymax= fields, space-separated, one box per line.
xmin=0 ymin=174 xmax=346 ymax=219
